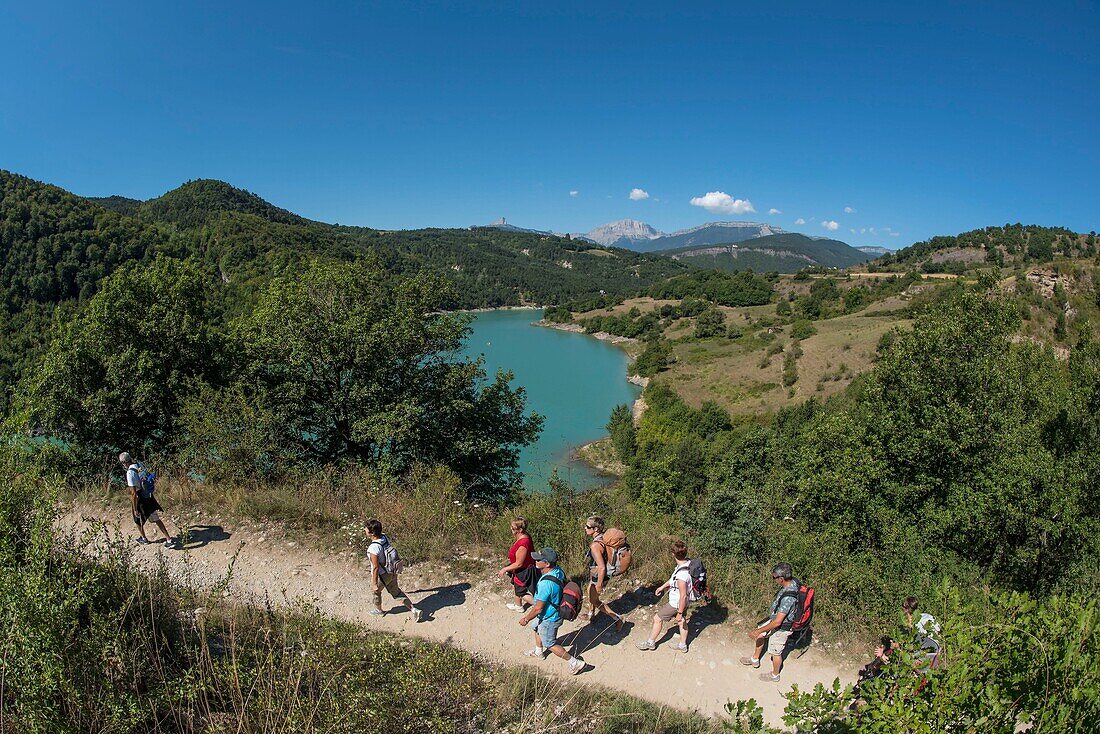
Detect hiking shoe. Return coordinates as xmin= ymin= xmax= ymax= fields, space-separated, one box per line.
xmin=758 ymin=672 xmax=781 ymax=683
xmin=505 ymin=603 xmax=525 ymax=612
xmin=412 ymin=607 xmax=424 ymax=623
xmin=568 ymin=657 xmax=585 ymax=675
xmin=368 ymin=609 xmax=385 ymax=616
xmin=136 ymin=537 xmax=152 ymax=545
xmin=524 ymin=647 xmax=546 ymax=659
xmin=636 ymin=640 xmax=656 ymax=651
xmin=673 ymin=642 xmax=689 ymax=653
xmin=739 ymin=656 xmax=761 ymax=668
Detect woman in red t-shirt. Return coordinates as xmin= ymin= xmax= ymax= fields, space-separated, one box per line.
xmin=498 ymin=517 xmax=536 ymax=611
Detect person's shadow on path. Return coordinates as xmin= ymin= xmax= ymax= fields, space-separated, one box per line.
xmin=178 ymin=525 xmax=231 ymax=550
xmin=408 ymin=582 xmax=470 ymax=620
xmin=621 ymin=584 xmax=730 ymax=648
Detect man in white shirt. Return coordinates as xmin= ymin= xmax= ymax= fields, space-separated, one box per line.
xmin=119 ymin=452 xmax=176 ymax=548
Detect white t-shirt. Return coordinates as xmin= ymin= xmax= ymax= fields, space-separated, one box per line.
xmin=126 ymin=463 xmax=140 ymax=489
xmin=667 ymin=563 xmax=692 ymax=608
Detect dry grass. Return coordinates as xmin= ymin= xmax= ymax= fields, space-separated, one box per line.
xmin=658 ymin=312 xmax=907 ymax=415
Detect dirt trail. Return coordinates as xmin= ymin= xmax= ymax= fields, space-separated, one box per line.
xmin=64 ymin=504 xmax=853 ymax=727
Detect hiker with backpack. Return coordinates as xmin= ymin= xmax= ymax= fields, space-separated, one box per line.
xmin=365 ymin=518 xmax=423 ymax=622
xmin=498 ymin=517 xmax=536 ymax=612
xmin=119 ymin=452 xmax=178 ymax=548
xmin=636 ymin=538 xmax=698 ymax=653
xmin=583 ymin=516 xmax=626 ymax=631
xmin=740 ymin=562 xmax=810 ymax=682
xmin=517 ymin=547 xmax=585 ymax=675
xmin=902 ymin=596 xmax=943 ymax=667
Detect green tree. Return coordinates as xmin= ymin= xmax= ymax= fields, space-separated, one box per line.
xmin=606 ymin=404 xmax=636 ymax=463
xmin=694 ymin=307 xmax=727 ymax=338
xmin=235 ymin=260 xmax=542 ymax=502
xmin=19 ymin=257 xmax=225 ymax=456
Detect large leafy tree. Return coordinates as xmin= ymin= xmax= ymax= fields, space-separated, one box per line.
xmin=234 ymin=260 xmax=542 ymax=501
xmin=19 ymin=257 xmax=224 ymax=456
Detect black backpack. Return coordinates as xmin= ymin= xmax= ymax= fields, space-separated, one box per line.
xmin=685 ymin=558 xmax=713 ymax=604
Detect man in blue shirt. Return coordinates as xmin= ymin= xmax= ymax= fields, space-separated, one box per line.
xmin=518 ymin=548 xmax=585 ymax=674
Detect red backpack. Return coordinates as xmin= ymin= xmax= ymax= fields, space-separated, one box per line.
xmin=779 ymin=581 xmax=815 ymax=631
xmin=544 ymin=574 xmax=584 ymax=622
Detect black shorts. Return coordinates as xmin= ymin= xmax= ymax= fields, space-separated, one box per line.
xmin=133 ymin=495 xmax=163 ymax=526
xmin=510 ymin=566 xmax=537 ymax=597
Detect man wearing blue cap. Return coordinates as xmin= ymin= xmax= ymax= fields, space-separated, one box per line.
xmin=518 ymin=547 xmax=585 ymax=674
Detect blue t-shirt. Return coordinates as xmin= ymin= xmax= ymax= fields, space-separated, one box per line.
xmin=533 ymin=566 xmax=566 ymax=623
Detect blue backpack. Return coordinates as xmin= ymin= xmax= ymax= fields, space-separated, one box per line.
xmin=132 ymin=463 xmax=156 ymax=499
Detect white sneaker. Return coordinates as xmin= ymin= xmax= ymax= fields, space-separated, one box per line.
xmin=505 ymin=603 xmax=525 ymax=612
xmin=568 ymin=657 xmax=585 ymax=675
xmin=636 ymin=640 xmax=656 ymax=651
xmin=412 ymin=607 xmax=424 ymax=623
xmin=673 ymin=642 xmax=688 ymax=653
xmin=524 ymin=647 xmax=546 ymax=658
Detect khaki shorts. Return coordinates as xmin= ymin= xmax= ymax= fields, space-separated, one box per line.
xmin=760 ymin=627 xmax=792 ymax=657
xmin=373 ymin=572 xmax=406 ymax=605
xmin=656 ymin=603 xmax=684 ymax=622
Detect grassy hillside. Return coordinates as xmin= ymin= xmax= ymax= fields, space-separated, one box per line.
xmin=872 ymin=223 xmax=1096 ymax=273
xmin=665 ymin=233 xmax=870 ymax=273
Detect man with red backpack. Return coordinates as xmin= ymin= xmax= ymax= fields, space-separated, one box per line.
xmin=740 ymin=562 xmax=811 ymax=682
xmin=518 ymin=548 xmax=585 ymax=675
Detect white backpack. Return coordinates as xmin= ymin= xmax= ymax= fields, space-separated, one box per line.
xmin=372 ymin=535 xmax=404 ymax=575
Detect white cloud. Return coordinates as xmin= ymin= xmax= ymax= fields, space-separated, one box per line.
xmin=822 ymin=220 xmax=839 ymax=231
xmin=569 ymin=190 xmax=579 ymax=197
xmin=690 ymin=191 xmax=755 ymax=215
xmin=850 ymin=228 xmax=856 ymax=234
xmin=629 ymin=188 xmax=649 ymax=201
xmin=860 ymin=228 xmax=867 ymax=234
xmin=890 ymin=232 xmax=900 ymax=237
xmin=768 ymin=208 xmax=782 ymax=215
xmin=794 ymin=217 xmax=806 ymax=225
xmin=844 ymin=206 xmax=856 ymax=214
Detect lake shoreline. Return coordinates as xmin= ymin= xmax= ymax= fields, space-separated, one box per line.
xmin=532 ymin=318 xmax=650 ymax=477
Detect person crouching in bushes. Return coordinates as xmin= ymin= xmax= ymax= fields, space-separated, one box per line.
xmin=852 ymin=636 xmax=897 ymax=702
xmin=365 ymin=519 xmax=423 ymax=622
xmin=637 ymin=538 xmax=691 ymax=653
xmin=498 ymin=517 xmax=536 ymax=612
xmin=518 ymin=548 xmax=585 ymax=675
xmin=583 ymin=516 xmax=624 ymax=631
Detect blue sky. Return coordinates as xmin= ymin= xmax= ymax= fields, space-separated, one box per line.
xmin=1 ymin=1 xmax=1097 ymax=248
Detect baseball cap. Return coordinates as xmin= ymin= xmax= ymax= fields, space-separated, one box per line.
xmin=531 ymin=548 xmax=559 ymax=564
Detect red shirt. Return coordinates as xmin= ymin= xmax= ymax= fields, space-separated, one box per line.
xmin=509 ymin=535 xmax=535 ymax=569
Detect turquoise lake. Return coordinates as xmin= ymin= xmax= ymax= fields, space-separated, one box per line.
xmin=460 ymin=309 xmax=640 ymax=490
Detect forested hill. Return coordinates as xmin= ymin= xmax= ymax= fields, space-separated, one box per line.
xmin=1 ymin=170 xmax=686 ymax=308
xmin=872 ymin=224 xmax=1096 ymax=273
xmin=664 ymin=232 xmax=870 ymax=272
xmin=0 ymin=170 xmax=687 ymax=411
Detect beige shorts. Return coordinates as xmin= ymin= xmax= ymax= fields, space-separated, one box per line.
xmin=759 ymin=627 xmax=792 ymax=656
xmin=656 ymin=603 xmax=683 ymax=622
xmin=373 ymin=572 xmax=406 ymax=605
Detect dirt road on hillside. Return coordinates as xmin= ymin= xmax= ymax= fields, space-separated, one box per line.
xmin=63 ymin=504 xmax=854 ymax=728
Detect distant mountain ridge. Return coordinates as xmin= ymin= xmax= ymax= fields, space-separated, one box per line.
xmin=665 ymin=233 xmax=871 ymax=273
xmin=475 ymin=217 xmax=595 ymax=243
xmin=577 ymin=219 xmax=789 ymax=251
xmin=857 ymin=246 xmax=893 ymax=256
xmin=582 ymin=219 xmax=665 ymax=247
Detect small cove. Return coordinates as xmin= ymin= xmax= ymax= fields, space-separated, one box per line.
xmin=460 ymin=309 xmax=640 ymax=490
